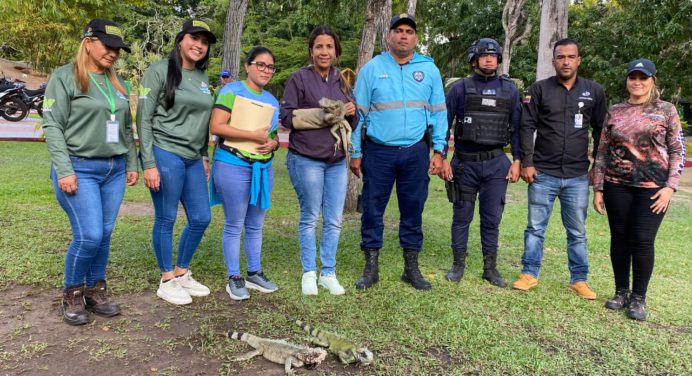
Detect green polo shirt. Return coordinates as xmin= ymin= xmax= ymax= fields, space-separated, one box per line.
xmin=136 ymin=59 xmax=213 ymax=169
xmin=42 ymin=63 xmax=137 ymax=179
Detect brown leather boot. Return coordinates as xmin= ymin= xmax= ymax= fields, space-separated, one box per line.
xmin=84 ymin=280 xmax=121 ymax=317
xmin=62 ymin=285 xmax=89 ymax=326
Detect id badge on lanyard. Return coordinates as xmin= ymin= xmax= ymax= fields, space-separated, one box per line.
xmin=574 ymin=102 xmax=584 ymax=128
xmin=89 ymin=74 xmax=120 ymax=144
xmin=106 ymin=114 xmax=119 ymax=144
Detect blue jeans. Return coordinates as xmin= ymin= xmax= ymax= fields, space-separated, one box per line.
xmin=213 ymin=161 xmax=274 ymax=277
xmin=286 ymin=151 xmax=347 ymax=275
xmin=361 ymin=140 xmax=429 ymax=251
xmin=51 ymin=156 xmax=126 ymax=289
xmin=150 ymin=146 xmax=211 ymax=273
xmin=521 ymin=171 xmax=589 ymax=283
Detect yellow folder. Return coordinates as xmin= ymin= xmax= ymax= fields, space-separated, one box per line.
xmin=223 ymin=95 xmax=276 ymax=154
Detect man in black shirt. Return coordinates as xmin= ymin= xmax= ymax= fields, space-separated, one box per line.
xmin=512 ymin=39 xmax=606 ymax=300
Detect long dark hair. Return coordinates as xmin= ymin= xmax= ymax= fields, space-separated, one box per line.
xmin=165 ymin=31 xmax=211 ymax=109
xmin=306 ymin=25 xmax=352 ymax=100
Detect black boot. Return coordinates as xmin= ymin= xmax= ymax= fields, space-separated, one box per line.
xmin=62 ymin=285 xmax=89 ymax=326
xmin=627 ymin=293 xmax=647 ymax=321
xmin=604 ymin=289 xmax=630 ymax=310
xmin=401 ymin=249 xmax=431 ymax=290
xmin=85 ymin=280 xmax=121 ymax=317
xmin=481 ymin=254 xmax=507 ymax=288
xmin=445 ymin=249 xmax=467 ymax=282
xmin=355 ymin=249 xmax=379 ymax=289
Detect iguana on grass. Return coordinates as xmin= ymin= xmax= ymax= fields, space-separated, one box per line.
xmin=295 ymin=319 xmax=373 ymax=366
xmin=291 ymin=97 xmax=352 ymax=154
xmin=228 ymin=330 xmax=327 ymax=374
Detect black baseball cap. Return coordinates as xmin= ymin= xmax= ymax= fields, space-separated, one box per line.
xmin=180 ymin=19 xmax=217 ymax=44
xmin=626 ymin=58 xmax=656 ymax=77
xmin=389 ymin=13 xmax=416 ymax=31
xmin=83 ymin=19 xmax=131 ymax=53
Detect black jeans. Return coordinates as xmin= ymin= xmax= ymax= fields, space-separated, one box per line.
xmin=603 ymin=182 xmax=666 ymax=297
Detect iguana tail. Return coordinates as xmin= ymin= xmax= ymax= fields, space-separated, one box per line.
xmin=229 ymin=331 xmax=251 ymax=342
xmin=295 ymin=319 xmax=322 ymax=338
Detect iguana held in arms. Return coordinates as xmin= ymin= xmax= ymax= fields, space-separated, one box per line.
xmin=228 ymin=330 xmax=327 ymax=374
xmin=291 ymin=97 xmax=352 ymax=154
xmin=295 ymin=319 xmax=374 ymax=366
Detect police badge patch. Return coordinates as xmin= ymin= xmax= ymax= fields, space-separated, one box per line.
xmin=413 ymin=71 xmax=424 ymax=82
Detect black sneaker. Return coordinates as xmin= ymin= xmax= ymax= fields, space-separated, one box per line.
xmin=604 ymin=289 xmax=630 ymax=310
xmin=627 ymin=293 xmax=647 ymax=321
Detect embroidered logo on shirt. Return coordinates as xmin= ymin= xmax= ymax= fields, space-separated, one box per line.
xmin=43 ymin=98 xmax=55 ymax=112
xmin=412 ymin=71 xmax=424 ymax=82
xmin=116 ymin=91 xmax=127 ymax=100
xmin=200 ymin=82 xmax=211 ymax=94
xmin=378 ymin=74 xmax=390 ymax=79
xmin=138 ymin=85 xmax=151 ymax=99
xmin=581 ymin=91 xmax=591 ymax=97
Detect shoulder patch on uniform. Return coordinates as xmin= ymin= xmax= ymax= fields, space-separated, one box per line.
xmin=43 ymin=98 xmax=55 ymax=111
xmin=138 ymin=85 xmax=151 ymax=99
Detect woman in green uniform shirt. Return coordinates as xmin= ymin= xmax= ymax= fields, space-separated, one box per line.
xmin=136 ymin=19 xmax=216 ymax=305
xmin=43 ymin=19 xmax=138 ymax=326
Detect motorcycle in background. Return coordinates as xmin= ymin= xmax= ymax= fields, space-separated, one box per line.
xmin=0 ymin=80 xmax=29 ymax=122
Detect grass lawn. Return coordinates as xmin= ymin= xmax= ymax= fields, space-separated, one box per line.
xmin=0 ymin=141 xmax=690 ymax=375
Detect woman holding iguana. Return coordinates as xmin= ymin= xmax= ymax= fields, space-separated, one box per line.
xmin=280 ymin=26 xmax=359 ymax=296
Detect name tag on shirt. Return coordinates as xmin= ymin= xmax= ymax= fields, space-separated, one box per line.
xmin=574 ymin=113 xmax=583 ymax=128
xmin=481 ymin=98 xmax=496 ymax=107
xmin=482 ymin=89 xmax=496 ymax=95
xmin=106 ymin=119 xmax=119 ymax=143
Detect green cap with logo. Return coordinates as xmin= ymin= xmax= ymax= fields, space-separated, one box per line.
xmin=83 ymin=18 xmax=131 ymax=53
xmin=180 ymin=19 xmax=217 ymax=44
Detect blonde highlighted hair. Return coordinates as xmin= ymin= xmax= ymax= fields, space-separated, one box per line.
xmin=73 ymin=38 xmax=127 ymax=95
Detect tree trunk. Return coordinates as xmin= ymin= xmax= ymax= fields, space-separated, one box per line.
xmin=536 ymin=0 xmax=568 ymax=80
xmin=500 ymin=0 xmax=532 ymax=76
xmin=221 ymin=0 xmax=248 ymax=79
xmin=346 ymin=0 xmax=392 ymax=212
xmin=406 ymin=0 xmax=417 ymax=16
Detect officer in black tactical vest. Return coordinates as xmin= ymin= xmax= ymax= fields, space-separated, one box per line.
xmin=437 ymin=38 xmax=522 ymax=288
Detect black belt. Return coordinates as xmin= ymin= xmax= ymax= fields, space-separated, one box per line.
xmin=218 ymin=141 xmax=273 ymax=164
xmin=456 ymin=148 xmax=504 ymax=162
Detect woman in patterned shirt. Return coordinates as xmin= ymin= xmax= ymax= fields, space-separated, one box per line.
xmin=592 ymin=58 xmax=685 ymax=321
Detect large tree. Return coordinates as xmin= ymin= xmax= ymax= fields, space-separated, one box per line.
xmin=535 ymin=0 xmax=568 ymax=80
xmin=221 ymin=0 xmax=249 ymax=79
xmin=501 ymin=0 xmax=533 ymax=75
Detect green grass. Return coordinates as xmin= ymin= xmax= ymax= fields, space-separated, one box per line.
xmin=1 ymin=141 xmax=691 ymax=375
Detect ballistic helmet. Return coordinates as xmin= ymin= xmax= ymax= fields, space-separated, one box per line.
xmin=467 ymin=38 xmax=503 ymax=64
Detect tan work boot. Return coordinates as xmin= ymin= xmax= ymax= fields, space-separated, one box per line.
xmin=512 ymin=274 xmax=538 ymax=291
xmin=569 ymin=281 xmax=597 ymax=300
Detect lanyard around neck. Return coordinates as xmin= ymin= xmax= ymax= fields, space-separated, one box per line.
xmin=88 ymin=73 xmax=116 ymax=116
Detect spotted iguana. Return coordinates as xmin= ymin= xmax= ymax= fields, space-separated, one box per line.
xmin=228 ymin=330 xmax=327 ymax=374
xmin=291 ymin=97 xmax=352 ymax=153
xmin=295 ymin=319 xmax=373 ymax=366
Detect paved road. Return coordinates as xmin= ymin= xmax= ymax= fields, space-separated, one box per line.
xmin=0 ymin=115 xmax=42 ymax=140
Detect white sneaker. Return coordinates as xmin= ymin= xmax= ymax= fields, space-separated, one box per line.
xmin=176 ymin=270 xmax=210 ymax=297
xmin=318 ymin=273 xmax=345 ymax=295
xmin=157 ymin=278 xmax=192 ymax=305
xmin=301 ymin=271 xmax=318 ymax=296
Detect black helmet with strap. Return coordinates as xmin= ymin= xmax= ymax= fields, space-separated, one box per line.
xmin=467 ymin=38 xmax=503 ymax=64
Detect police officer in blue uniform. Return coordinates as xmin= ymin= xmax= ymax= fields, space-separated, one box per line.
xmin=438 ymin=38 xmax=522 ymax=288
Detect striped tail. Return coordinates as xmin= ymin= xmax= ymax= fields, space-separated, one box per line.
xmin=229 ymin=331 xmax=248 ymax=341
xmin=295 ymin=319 xmax=321 ymax=338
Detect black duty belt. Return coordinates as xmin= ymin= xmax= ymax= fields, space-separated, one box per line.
xmin=456 ymin=148 xmax=504 ymax=162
